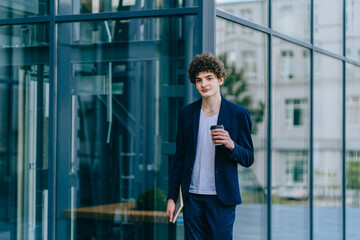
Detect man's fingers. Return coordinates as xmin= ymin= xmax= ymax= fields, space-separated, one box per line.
xmin=212 ymin=134 xmax=229 ymax=140
xmin=167 ymin=199 xmax=175 ymax=223
xmin=167 ymin=209 xmax=174 ymax=222
xmin=211 ymin=130 xmax=229 ymax=136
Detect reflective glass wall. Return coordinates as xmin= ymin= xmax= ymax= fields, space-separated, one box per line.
xmin=272 ymin=38 xmax=310 ymax=240
xmin=346 ymin=63 xmax=360 ymax=240
xmin=216 ymin=0 xmax=360 ymax=239
xmin=216 ymin=0 xmax=268 ymax=26
xmin=272 ymin=0 xmax=311 ymax=42
xmin=314 ymin=0 xmax=343 ymax=54
xmin=313 ymin=53 xmax=343 ymax=240
xmin=0 ymin=0 xmax=48 ymax=18
xmin=346 ymin=0 xmax=360 ymax=62
xmin=58 ymin=0 xmax=198 ymax=15
xmin=1 ymin=0 xmax=360 ymax=239
xmin=56 ymin=16 xmax=199 ymax=239
xmin=217 ymin=18 xmax=268 ymax=240
xmin=0 ymin=23 xmax=49 ymax=239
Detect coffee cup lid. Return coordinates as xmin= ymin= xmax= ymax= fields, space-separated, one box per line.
xmin=210 ymin=125 xmax=224 ymax=130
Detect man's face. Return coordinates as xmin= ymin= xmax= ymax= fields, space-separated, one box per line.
xmin=195 ymin=71 xmax=224 ymax=98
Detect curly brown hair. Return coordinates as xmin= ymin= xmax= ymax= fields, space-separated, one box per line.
xmin=187 ymin=52 xmax=227 ymax=84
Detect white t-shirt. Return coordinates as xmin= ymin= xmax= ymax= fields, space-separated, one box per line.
xmin=189 ymin=110 xmax=218 ymax=195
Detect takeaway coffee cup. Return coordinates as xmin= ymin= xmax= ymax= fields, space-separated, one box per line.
xmin=210 ymin=125 xmax=224 ymax=146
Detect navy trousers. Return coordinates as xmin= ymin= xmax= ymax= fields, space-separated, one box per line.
xmin=183 ymin=193 xmax=236 ymax=240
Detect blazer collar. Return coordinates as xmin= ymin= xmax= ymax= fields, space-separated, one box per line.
xmin=192 ymin=98 xmax=202 ymax=151
xmin=217 ymin=95 xmax=229 ymax=126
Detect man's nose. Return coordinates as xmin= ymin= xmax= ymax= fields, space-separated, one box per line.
xmin=201 ymin=80 xmax=206 ymax=87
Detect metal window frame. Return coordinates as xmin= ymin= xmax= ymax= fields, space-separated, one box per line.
xmin=342 ymin=0 xmax=347 ymax=239
xmin=267 ymin=1 xmax=273 ymax=240
xmin=200 ymin=0 xmax=216 ymax=53
xmin=309 ymin=0 xmax=314 ymax=239
xmin=48 ymin=0 xmax=56 ymax=239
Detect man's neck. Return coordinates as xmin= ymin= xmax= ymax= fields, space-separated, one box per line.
xmin=201 ymin=94 xmax=222 ymax=114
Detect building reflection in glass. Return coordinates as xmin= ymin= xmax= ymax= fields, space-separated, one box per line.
xmin=0 ymin=0 xmax=49 ymax=18
xmin=0 ymin=23 xmax=49 ymax=239
xmin=217 ymin=17 xmax=268 ymax=240
xmin=346 ymin=63 xmax=360 ymax=240
xmin=58 ymin=0 xmax=198 ymax=15
xmin=56 ymin=16 xmax=198 ymax=239
xmin=313 ymin=53 xmax=343 ymax=240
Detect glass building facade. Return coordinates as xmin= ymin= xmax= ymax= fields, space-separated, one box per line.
xmin=0 ymin=0 xmax=359 ymax=239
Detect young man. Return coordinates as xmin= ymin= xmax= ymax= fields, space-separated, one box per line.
xmin=166 ymin=53 xmax=254 ymax=239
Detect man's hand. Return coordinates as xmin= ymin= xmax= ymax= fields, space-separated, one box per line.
xmin=211 ymin=129 xmax=235 ymax=151
xmin=166 ymin=199 xmax=176 ymax=222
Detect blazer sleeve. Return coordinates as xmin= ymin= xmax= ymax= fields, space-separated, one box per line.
xmin=228 ymin=109 xmax=254 ymax=167
xmin=167 ymin=109 xmax=185 ymax=201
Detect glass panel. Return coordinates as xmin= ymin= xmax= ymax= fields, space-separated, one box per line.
xmin=0 ymin=24 xmax=49 ymax=239
xmin=346 ymin=63 xmax=360 ymax=240
xmin=58 ymin=0 xmax=198 ymax=15
xmin=216 ymin=17 xmax=268 ymax=240
xmin=0 ymin=0 xmax=49 ymax=18
xmin=272 ymin=37 xmax=310 ymax=240
xmin=314 ymin=0 xmax=343 ymax=55
xmin=313 ymin=53 xmax=343 ymax=240
xmin=216 ymin=0 xmax=268 ymax=27
xmin=56 ymin=16 xmax=198 ymax=240
xmin=272 ymin=0 xmax=311 ymax=42
xmin=346 ymin=0 xmax=360 ymax=62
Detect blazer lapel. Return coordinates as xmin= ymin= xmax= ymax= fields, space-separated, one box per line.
xmin=214 ymin=96 xmax=229 ymax=166
xmin=217 ymin=95 xmax=228 ymax=127
xmin=192 ymin=99 xmax=202 ymax=155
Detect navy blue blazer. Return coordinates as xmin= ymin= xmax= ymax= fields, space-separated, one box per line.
xmin=168 ymin=96 xmax=254 ymax=206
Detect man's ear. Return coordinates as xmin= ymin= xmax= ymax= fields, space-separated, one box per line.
xmin=219 ymin=77 xmax=224 ymax=86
